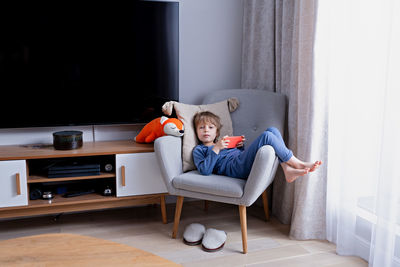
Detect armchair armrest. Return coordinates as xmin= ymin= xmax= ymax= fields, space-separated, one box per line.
xmin=241 ymin=145 xmax=279 ymax=206
xmin=154 ymin=136 xmax=184 ymax=195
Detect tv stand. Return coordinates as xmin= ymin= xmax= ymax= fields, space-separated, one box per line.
xmin=0 ymin=141 xmax=168 ymax=223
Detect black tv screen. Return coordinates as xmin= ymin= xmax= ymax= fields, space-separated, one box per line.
xmin=0 ymin=1 xmax=179 ymax=128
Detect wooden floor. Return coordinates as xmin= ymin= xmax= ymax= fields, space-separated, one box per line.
xmin=0 ymin=200 xmax=367 ymax=267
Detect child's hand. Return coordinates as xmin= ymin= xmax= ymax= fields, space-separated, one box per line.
xmin=212 ymin=135 xmax=229 ymax=154
xmin=236 ymin=135 xmax=245 ymax=148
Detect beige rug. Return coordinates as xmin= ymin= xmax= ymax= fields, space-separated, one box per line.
xmin=0 ymin=233 xmax=181 ymax=266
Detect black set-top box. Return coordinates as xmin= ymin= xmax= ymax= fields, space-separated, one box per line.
xmin=48 ymin=163 xmax=100 ymax=178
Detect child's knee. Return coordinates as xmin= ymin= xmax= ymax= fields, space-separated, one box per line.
xmin=266 ymin=127 xmax=279 ymax=134
xmin=261 ymin=131 xmax=274 ymax=143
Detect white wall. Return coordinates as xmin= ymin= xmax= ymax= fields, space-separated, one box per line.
xmin=179 ymin=0 xmax=243 ymax=104
xmin=0 ymin=0 xmax=244 ymax=145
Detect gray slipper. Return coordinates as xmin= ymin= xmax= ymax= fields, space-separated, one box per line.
xmin=201 ymin=228 xmax=227 ymax=252
xmin=183 ymin=223 xmax=206 ymax=246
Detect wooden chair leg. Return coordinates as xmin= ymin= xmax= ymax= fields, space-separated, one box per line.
xmin=238 ymin=205 xmax=248 ymax=254
xmin=262 ymin=190 xmax=270 ymax=221
xmin=172 ymin=196 xmax=184 ymax=239
xmin=160 ymin=195 xmax=167 ymax=224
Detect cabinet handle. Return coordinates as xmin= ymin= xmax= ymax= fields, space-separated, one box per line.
xmin=15 ymin=173 xmax=21 ymax=195
xmin=121 ymin=166 xmax=126 ymax=187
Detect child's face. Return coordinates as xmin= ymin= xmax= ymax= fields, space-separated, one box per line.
xmin=196 ymin=121 xmax=217 ymax=146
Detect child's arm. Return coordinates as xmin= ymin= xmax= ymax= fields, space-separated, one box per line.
xmin=193 ymin=145 xmax=220 ymax=176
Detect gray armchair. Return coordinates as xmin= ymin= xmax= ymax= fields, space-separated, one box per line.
xmin=154 ymin=89 xmax=286 ymax=254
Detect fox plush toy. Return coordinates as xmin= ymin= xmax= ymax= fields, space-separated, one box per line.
xmin=134 ymin=116 xmax=184 ymax=143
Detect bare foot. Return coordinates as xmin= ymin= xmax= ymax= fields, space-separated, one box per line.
xmin=309 ymin=161 xmax=322 ymax=172
xmin=286 ymin=156 xmax=322 ymax=172
xmin=281 ymin=162 xmax=309 ymax=183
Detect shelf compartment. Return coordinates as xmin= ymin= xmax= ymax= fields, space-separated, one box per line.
xmin=28 ymin=172 xmax=115 ymax=183
xmin=28 ymin=193 xmax=114 ymax=207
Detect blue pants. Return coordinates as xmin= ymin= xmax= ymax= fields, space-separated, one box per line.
xmin=232 ymin=127 xmax=293 ymax=179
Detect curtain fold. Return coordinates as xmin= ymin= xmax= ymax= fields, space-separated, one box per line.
xmin=242 ymin=0 xmax=327 ymax=240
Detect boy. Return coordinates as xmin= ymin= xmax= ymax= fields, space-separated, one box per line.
xmin=192 ymin=111 xmax=321 ymax=182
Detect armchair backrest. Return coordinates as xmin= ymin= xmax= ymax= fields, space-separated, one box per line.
xmin=202 ymin=89 xmax=287 ymax=145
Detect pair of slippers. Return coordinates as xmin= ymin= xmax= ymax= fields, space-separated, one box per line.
xmin=183 ymin=223 xmax=227 ymax=252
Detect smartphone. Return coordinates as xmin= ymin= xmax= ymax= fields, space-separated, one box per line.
xmin=224 ymin=136 xmax=243 ymax=148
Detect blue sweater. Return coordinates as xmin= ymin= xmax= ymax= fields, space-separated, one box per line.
xmin=192 ymin=144 xmax=244 ymax=178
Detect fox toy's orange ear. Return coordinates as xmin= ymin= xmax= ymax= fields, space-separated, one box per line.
xmin=160 ymin=116 xmax=169 ymax=125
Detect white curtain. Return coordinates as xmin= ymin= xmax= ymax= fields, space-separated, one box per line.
xmin=315 ymin=0 xmax=400 ymax=266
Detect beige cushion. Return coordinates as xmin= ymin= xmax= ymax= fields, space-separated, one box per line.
xmin=162 ymin=98 xmax=239 ymax=172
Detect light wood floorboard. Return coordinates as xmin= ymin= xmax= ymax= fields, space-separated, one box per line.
xmin=0 ymin=201 xmax=367 ymax=267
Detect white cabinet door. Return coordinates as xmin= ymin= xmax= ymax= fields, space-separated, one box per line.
xmin=0 ymin=160 xmax=28 ymax=208
xmin=115 ymin=153 xmax=167 ymax=197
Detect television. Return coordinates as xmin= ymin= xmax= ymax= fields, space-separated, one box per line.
xmin=0 ymin=1 xmax=179 ymax=128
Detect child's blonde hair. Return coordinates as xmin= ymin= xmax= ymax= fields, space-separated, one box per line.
xmin=193 ymin=111 xmax=222 ymax=141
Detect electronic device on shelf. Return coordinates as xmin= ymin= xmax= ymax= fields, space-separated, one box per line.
xmin=29 ymin=157 xmax=113 ymax=178
xmin=62 ymin=189 xmax=96 ymax=198
xmin=102 ymin=186 xmax=113 ymax=196
xmin=47 ymin=163 xmax=100 ymax=178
